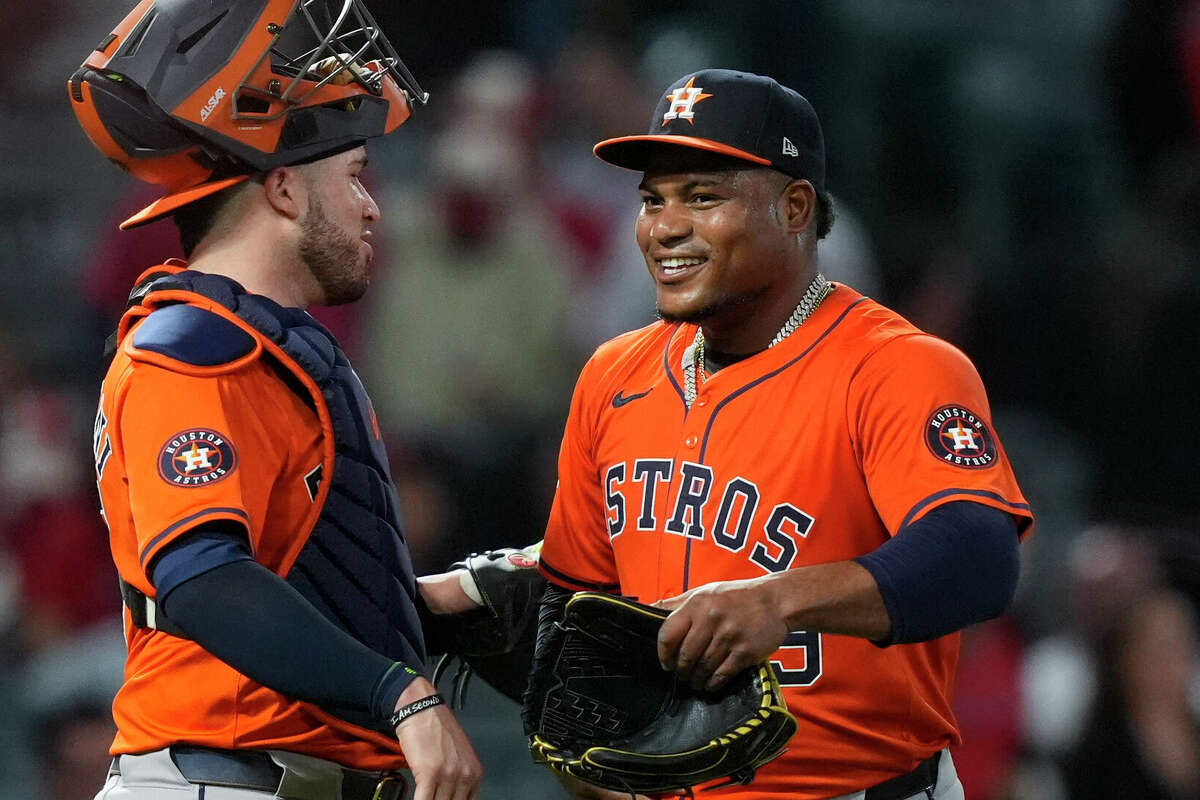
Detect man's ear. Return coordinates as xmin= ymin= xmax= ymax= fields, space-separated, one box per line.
xmin=781 ymin=178 xmax=816 ymax=236
xmin=263 ymin=166 xmax=305 ymax=220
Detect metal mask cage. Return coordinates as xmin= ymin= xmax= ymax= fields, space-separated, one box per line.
xmin=234 ymin=0 xmax=427 ymax=121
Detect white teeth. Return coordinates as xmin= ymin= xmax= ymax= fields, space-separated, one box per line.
xmin=660 ymin=257 xmax=704 ymax=270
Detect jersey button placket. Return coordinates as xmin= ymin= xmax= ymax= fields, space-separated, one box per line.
xmin=684 ymin=392 xmax=710 ymax=449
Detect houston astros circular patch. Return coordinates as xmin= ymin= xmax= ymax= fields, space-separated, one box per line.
xmin=158 ymin=428 xmax=237 ymax=486
xmin=925 ymin=405 xmax=996 ymax=469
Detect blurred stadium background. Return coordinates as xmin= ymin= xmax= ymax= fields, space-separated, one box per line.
xmin=2 ymin=1 xmax=1198 ymax=797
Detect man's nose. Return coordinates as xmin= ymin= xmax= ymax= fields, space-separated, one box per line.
xmin=650 ymin=202 xmax=691 ymax=245
xmin=363 ymin=189 xmax=380 ymax=222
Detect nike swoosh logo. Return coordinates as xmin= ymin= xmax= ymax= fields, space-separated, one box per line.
xmin=612 ymin=388 xmax=653 ymax=407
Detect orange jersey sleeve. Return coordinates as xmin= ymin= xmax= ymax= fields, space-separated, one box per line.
xmin=540 ymin=346 xmax=623 ymax=591
xmin=105 ymin=356 xmax=289 ymax=589
xmin=847 ymin=333 xmax=1032 ymax=535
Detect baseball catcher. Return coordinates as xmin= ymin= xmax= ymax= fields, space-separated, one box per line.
xmin=70 ymin=2 xmax=491 ymax=798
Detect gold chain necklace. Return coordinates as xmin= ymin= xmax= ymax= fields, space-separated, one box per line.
xmin=683 ymin=273 xmax=832 ymax=408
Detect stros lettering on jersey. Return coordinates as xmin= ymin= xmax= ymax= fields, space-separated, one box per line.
xmin=539 ymin=284 xmax=1032 ymax=800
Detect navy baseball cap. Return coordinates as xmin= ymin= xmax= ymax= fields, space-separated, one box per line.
xmin=594 ymin=69 xmax=824 ymax=190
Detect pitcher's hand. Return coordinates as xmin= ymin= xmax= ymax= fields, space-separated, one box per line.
xmin=655 ymin=578 xmax=789 ymax=692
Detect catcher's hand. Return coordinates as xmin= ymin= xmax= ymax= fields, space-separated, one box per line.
xmin=523 ymin=592 xmax=797 ymax=795
xmin=431 ymin=543 xmax=546 ymax=705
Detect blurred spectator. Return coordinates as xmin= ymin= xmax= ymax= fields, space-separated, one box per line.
xmin=542 ymin=32 xmax=659 ymax=349
xmin=0 ymin=348 xmax=116 ymax=655
xmin=82 ymin=185 xmax=185 ymax=331
xmin=1017 ymin=525 xmax=1200 ymax=800
xmin=367 ymin=50 xmax=576 ymax=429
xmin=1106 ymin=0 xmax=1200 ymax=179
xmin=364 ymin=51 xmax=578 ymax=560
xmin=17 ymin=619 xmax=126 ymax=799
xmin=542 ymin=32 xmax=649 ymax=270
xmin=31 ymin=703 xmax=116 ymax=800
xmin=0 ymin=334 xmax=123 ymax=796
xmin=1062 ymin=0 xmax=1200 ymax=520
xmin=387 ymin=437 xmax=460 ymax=573
xmin=1063 ymin=587 xmax=1200 ymax=799
xmin=1077 ymin=150 xmax=1200 ymax=519
xmin=952 ymin=617 xmax=1026 ymax=800
xmin=817 ymin=196 xmax=883 ymax=301
xmin=1022 ymin=526 xmax=1164 ymax=761
xmin=891 ymin=223 xmax=979 ymax=349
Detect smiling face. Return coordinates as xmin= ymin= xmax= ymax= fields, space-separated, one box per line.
xmin=635 ymin=150 xmax=814 ymax=351
xmin=297 ymin=146 xmax=380 ymax=305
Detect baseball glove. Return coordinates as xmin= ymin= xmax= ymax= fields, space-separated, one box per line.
xmin=524 ymin=592 xmax=798 ymax=795
xmin=430 ymin=544 xmax=546 ymax=705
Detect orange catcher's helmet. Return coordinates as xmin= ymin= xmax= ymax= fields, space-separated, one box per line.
xmin=68 ymin=0 xmax=427 ymax=229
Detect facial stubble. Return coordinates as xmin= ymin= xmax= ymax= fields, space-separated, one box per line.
xmin=656 ymin=288 xmax=768 ymax=325
xmin=298 ymin=193 xmax=369 ymax=306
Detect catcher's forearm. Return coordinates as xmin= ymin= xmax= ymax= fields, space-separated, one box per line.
xmin=418 ymin=545 xmax=549 ymax=704
xmin=160 ymin=558 xmax=419 ymax=725
xmin=418 ymin=544 xmax=547 ymax=656
xmin=418 ymin=571 xmax=481 ymax=615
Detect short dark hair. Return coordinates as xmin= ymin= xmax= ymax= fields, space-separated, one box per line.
xmin=814 ymin=190 xmax=835 ymax=240
xmin=172 ymin=175 xmax=259 ymax=257
xmin=172 ymin=187 xmax=236 ymax=258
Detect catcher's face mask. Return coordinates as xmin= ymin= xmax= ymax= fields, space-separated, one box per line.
xmin=69 ymin=0 xmax=427 ymax=228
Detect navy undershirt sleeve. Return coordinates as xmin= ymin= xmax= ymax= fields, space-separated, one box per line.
xmin=151 ymin=525 xmax=419 ymax=726
xmin=150 ymin=525 xmax=254 ymax=599
xmin=854 ymin=501 xmax=1019 ymax=645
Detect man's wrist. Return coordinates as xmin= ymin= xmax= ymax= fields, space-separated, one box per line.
xmin=417 ymin=571 xmax=481 ymax=615
xmin=389 ymin=693 xmax=444 ymax=728
xmin=396 ymin=675 xmax=439 ymax=706
xmin=769 ymin=561 xmax=891 ymax=639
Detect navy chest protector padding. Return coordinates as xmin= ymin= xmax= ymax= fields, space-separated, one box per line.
xmin=131 ymin=303 xmax=257 ymax=366
xmin=140 ymin=272 xmax=426 ymax=685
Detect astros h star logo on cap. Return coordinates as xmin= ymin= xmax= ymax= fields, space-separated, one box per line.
xmin=661 ymin=77 xmax=713 ymax=126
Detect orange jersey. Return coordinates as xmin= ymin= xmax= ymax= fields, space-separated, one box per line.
xmin=539 ymin=284 xmax=1032 ymax=799
xmin=93 ymin=275 xmax=406 ymax=770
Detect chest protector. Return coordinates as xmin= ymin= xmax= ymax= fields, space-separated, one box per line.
xmin=126 ymin=268 xmax=426 ymax=674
